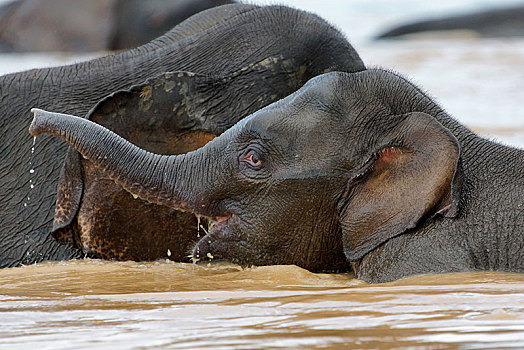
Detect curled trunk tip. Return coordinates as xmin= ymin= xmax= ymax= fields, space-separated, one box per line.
xmin=29 ymin=108 xmax=58 ymax=137
xmin=26 ymin=107 xmax=206 ymax=217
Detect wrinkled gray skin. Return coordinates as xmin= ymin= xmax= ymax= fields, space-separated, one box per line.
xmin=0 ymin=4 xmax=364 ymax=268
xmin=0 ymin=0 xmax=234 ymax=52
xmin=376 ymin=4 xmax=524 ymax=39
xmin=30 ymin=69 xmax=524 ymax=283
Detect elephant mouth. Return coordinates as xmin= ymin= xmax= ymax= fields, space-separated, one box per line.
xmin=191 ymin=213 xmax=235 ymax=263
xmin=212 ymin=215 xmax=232 ymax=227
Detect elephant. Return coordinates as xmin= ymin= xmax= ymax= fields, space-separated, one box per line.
xmin=0 ymin=4 xmax=365 ymax=268
xmin=376 ymin=4 xmax=524 ymax=39
xmin=30 ymin=68 xmax=524 ymax=283
xmin=0 ymin=0 xmax=234 ymax=52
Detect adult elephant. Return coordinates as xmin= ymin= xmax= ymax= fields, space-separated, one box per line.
xmin=0 ymin=4 xmax=365 ymax=267
xmin=31 ymin=69 xmax=524 ymax=282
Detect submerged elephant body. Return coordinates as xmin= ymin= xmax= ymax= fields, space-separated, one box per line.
xmin=32 ymin=69 xmax=524 ymax=283
xmin=1 ymin=4 xmax=364 ymax=267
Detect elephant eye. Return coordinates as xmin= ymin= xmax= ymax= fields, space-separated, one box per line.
xmin=241 ymin=151 xmax=263 ymax=168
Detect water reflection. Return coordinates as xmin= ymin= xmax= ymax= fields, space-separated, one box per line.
xmin=1 ymin=260 xmax=524 ymax=349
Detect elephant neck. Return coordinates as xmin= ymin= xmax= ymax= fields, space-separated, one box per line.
xmin=456 ymin=132 xmax=524 ymax=270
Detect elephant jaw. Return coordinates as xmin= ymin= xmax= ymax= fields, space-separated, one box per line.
xmin=192 ymin=213 xmax=237 ymax=263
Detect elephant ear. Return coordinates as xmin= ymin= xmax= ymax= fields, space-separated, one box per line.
xmin=50 ymin=71 xmax=223 ymax=246
xmin=338 ymin=112 xmax=463 ymax=261
xmin=52 ymin=147 xmax=83 ymax=246
xmin=83 ymin=71 xmax=221 ymax=152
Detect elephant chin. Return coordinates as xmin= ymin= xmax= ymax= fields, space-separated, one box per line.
xmin=191 ymin=214 xmax=240 ymax=263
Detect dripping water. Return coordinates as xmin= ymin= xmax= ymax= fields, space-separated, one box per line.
xmin=24 ymin=137 xmax=37 ymax=208
xmin=196 ymin=214 xmax=201 ymax=238
xmin=23 ymin=136 xmax=37 ymax=247
xmin=199 ymin=225 xmax=209 ymax=235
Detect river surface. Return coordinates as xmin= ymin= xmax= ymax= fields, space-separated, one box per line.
xmin=2 ymin=0 xmax=524 ymax=348
xmin=1 ymin=260 xmax=524 ymax=349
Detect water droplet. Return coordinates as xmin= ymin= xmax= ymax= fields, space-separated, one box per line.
xmin=25 ymin=136 xmax=37 ymax=209
xmin=167 ymin=249 xmax=171 ymax=257
xmin=199 ymin=225 xmax=209 ymax=235
xmin=196 ymin=214 xmax=202 ymax=237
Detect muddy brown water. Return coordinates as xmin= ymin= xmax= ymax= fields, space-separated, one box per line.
xmin=1 ymin=260 xmax=524 ymax=349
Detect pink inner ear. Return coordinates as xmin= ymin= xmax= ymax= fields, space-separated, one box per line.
xmin=374 ymin=147 xmax=405 ymax=170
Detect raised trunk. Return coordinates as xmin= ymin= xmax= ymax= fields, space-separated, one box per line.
xmin=0 ymin=4 xmax=258 ymax=266
xmin=2 ymin=4 xmax=364 ymax=266
xmin=30 ymin=109 xmax=208 ymax=216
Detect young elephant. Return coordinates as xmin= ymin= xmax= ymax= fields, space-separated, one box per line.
xmin=30 ymin=69 xmax=524 ymax=283
xmin=1 ymin=4 xmax=364 ymax=268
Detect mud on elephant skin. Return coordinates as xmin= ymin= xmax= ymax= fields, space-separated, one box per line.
xmin=1 ymin=4 xmax=364 ymax=267
xmin=31 ymin=69 xmax=524 ymax=282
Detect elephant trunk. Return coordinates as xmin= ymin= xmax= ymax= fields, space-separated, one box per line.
xmin=29 ymin=108 xmax=209 ymax=215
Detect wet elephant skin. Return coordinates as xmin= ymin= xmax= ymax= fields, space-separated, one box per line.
xmin=30 ymin=69 xmax=524 ymax=282
xmin=1 ymin=4 xmax=364 ymax=267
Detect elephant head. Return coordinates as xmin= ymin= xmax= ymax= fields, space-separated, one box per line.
xmin=30 ymin=69 xmax=462 ymax=273
xmin=43 ymin=3 xmax=365 ymax=262
xmin=51 ymin=64 xmax=324 ymax=261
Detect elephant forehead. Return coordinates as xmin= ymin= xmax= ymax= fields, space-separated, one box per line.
xmin=247 ymin=90 xmax=341 ymax=136
xmin=234 ymin=70 xmax=395 ymax=148
xmin=240 ymin=108 xmax=338 ymax=160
